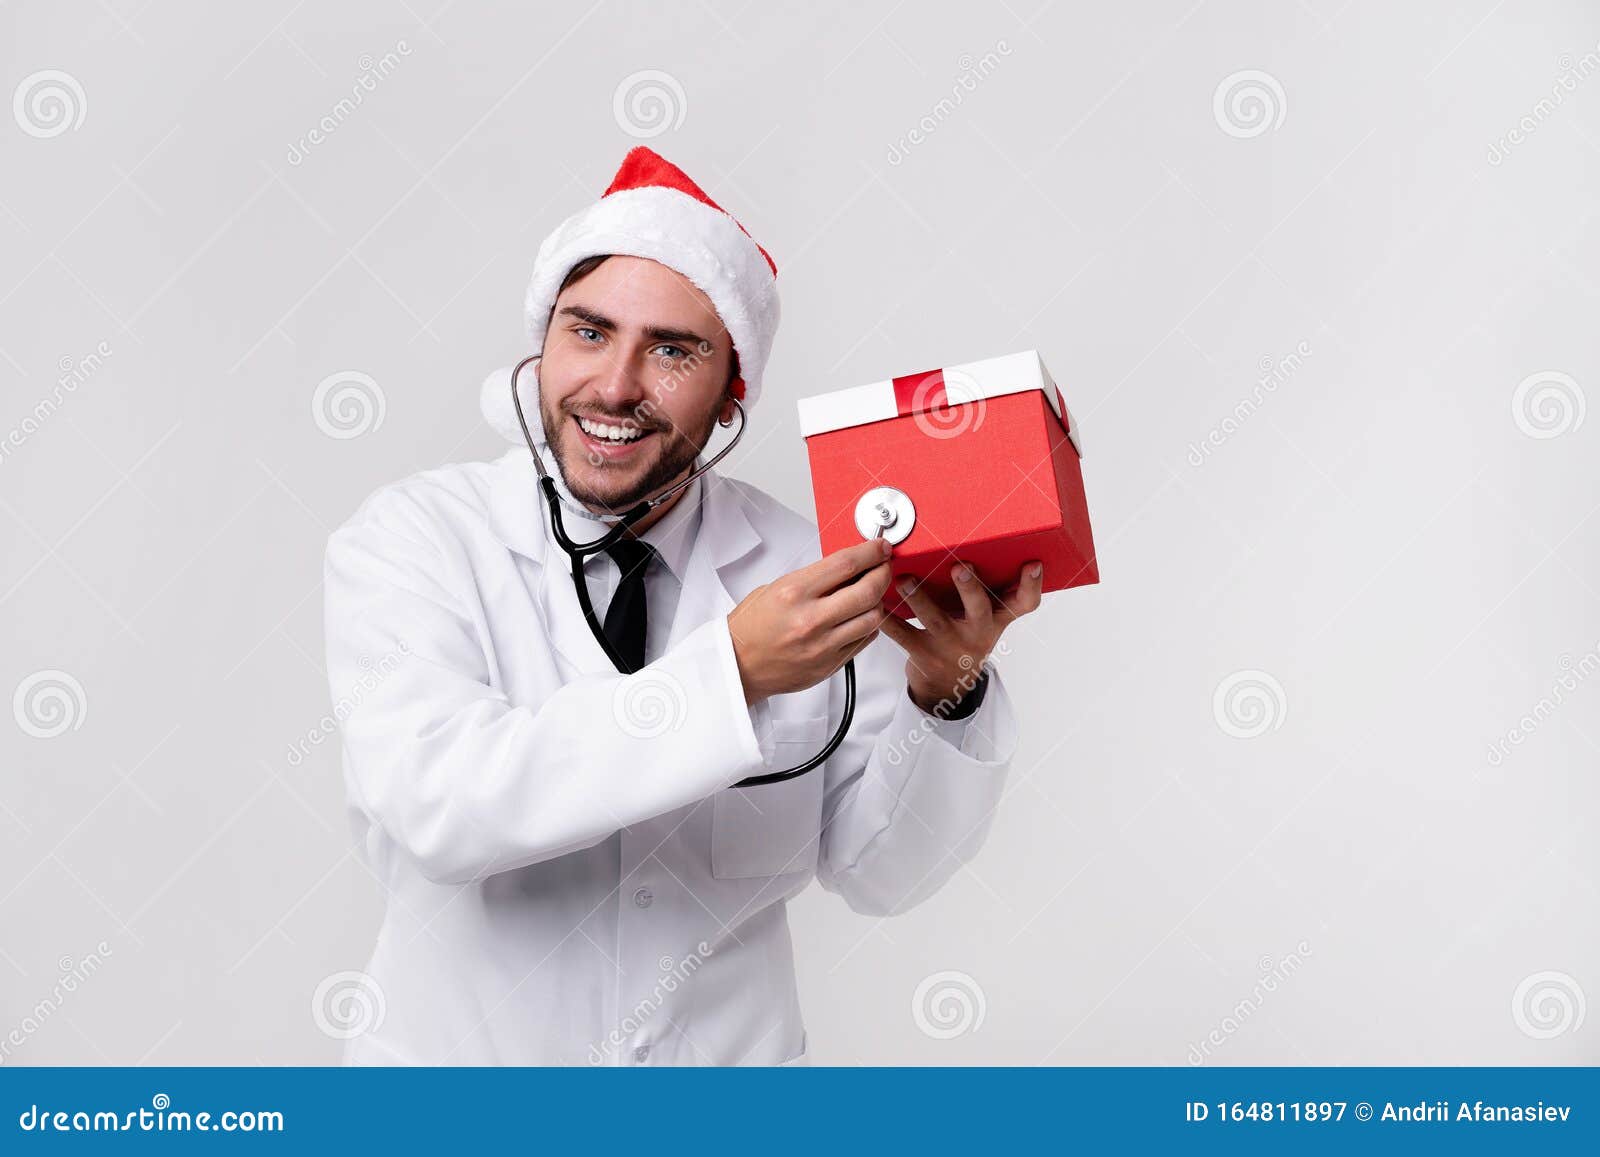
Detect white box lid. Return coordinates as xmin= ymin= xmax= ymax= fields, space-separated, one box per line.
xmin=796 ymin=349 xmax=1081 ymax=456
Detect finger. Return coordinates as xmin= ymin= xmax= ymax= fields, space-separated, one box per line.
xmin=895 ymin=573 xmax=952 ymax=632
xmin=822 ymin=603 xmax=887 ymax=650
xmin=834 ymin=625 xmax=881 ymax=668
xmin=997 ymin=561 xmax=1045 ymax=623
xmin=798 ymin=538 xmax=893 ymax=596
xmin=815 ymin=560 xmax=893 ymax=626
xmin=950 ymin=561 xmax=995 ymax=630
xmin=876 ymin=610 xmax=923 ymax=653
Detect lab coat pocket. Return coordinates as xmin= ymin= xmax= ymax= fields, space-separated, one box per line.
xmin=711 ymin=714 xmax=828 ymax=880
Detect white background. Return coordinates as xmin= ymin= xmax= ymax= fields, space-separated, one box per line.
xmin=1 ymin=0 xmax=1596 ymax=1064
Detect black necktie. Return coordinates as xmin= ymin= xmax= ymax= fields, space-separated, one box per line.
xmin=601 ymin=538 xmax=657 ymax=673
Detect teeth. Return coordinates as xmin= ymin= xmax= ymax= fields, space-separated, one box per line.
xmin=577 ymin=416 xmax=646 ymax=443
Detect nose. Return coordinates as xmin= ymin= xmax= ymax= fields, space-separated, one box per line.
xmin=589 ymin=351 xmax=647 ymax=414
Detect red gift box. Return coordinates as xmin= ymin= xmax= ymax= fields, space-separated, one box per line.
xmin=798 ymin=350 xmax=1099 ymax=619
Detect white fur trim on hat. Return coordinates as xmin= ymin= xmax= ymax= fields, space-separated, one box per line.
xmin=523 ymin=184 xmax=780 ymax=409
xmin=480 ymin=362 xmax=540 ymax=447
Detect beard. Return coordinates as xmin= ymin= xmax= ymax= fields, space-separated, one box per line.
xmin=540 ymin=393 xmax=720 ymax=515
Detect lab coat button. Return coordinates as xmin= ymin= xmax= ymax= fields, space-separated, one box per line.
xmin=633 ymin=886 xmax=653 ymax=908
xmin=634 ymin=1044 xmax=650 ymax=1063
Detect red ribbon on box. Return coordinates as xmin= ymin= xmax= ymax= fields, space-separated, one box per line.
xmin=893 ymin=367 xmax=1074 ymax=447
xmin=891 ymin=369 xmax=946 ymax=415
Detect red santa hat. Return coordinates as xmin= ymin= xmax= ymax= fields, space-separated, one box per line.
xmin=523 ymin=147 xmax=781 ymax=409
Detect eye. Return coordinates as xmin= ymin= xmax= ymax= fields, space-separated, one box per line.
xmin=574 ymin=326 xmax=604 ymax=344
xmin=651 ymin=344 xmax=687 ymax=361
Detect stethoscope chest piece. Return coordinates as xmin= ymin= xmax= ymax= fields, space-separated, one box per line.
xmin=854 ymin=486 xmax=916 ymax=545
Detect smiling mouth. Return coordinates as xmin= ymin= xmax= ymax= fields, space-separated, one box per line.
xmin=572 ymin=414 xmax=656 ymax=458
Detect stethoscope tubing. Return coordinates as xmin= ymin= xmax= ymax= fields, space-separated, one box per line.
xmin=508 ymin=356 xmax=853 ymax=787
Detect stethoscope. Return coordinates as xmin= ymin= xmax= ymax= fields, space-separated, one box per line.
xmin=508 ymin=354 xmax=854 ymax=788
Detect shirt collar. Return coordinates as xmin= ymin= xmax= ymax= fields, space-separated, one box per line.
xmin=577 ymin=471 xmax=702 ymax=582
xmin=487 ymin=446 xmax=760 ymax=576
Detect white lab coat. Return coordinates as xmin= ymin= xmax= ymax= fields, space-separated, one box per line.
xmin=321 ymin=379 xmax=1019 ymax=1066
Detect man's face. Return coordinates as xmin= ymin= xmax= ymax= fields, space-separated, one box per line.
xmin=538 ymin=255 xmax=736 ymax=514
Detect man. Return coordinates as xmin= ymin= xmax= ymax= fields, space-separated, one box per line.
xmin=323 ymin=147 xmax=1043 ymax=1065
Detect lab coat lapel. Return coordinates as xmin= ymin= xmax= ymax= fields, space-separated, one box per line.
xmin=486 ymin=451 xmax=761 ymax=676
xmin=665 ymin=471 xmax=761 ymax=653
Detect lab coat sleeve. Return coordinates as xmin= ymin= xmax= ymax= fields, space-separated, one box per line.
xmin=815 ymin=632 xmax=1018 ymax=917
xmin=323 ymin=488 xmax=767 ymax=886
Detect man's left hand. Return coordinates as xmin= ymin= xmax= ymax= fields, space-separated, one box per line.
xmin=878 ymin=560 xmax=1044 ymax=715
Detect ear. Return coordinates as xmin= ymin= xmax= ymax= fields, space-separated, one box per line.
xmin=717 ymin=394 xmax=738 ymax=425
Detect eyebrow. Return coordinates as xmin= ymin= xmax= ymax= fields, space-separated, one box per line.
xmin=557 ymin=304 xmax=712 ymax=350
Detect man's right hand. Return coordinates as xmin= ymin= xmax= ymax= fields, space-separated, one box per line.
xmin=727 ymin=537 xmax=894 ymax=706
